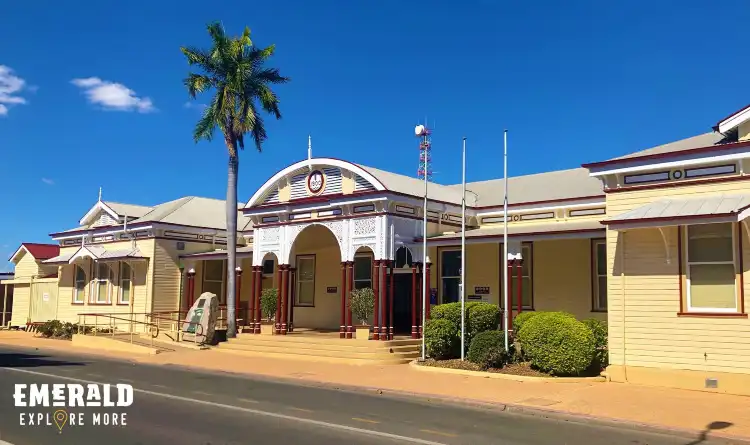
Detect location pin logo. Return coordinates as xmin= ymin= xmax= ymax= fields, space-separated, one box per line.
xmin=53 ymin=409 xmax=68 ymax=434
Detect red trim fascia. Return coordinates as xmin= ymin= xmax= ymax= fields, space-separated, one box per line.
xmin=715 ymin=103 xmax=750 ymax=129
xmin=582 ymin=140 xmax=750 ymax=170
xmin=677 ymin=312 xmax=747 ymax=318
xmin=473 ymin=195 xmax=605 ymax=211
xmin=417 ymin=228 xmax=605 ymax=243
xmin=255 ymin=211 xmax=466 ymax=230
xmin=605 ymin=212 xmax=737 ymax=227
xmin=606 ymin=174 xmax=750 ymax=194
xmin=249 ymin=188 xmax=606 ymax=213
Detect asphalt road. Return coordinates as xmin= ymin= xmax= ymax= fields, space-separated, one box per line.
xmin=0 ymin=345 xmax=742 ymax=445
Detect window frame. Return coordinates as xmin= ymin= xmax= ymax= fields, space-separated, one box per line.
xmin=91 ymin=262 xmax=113 ymax=304
xmin=202 ymin=259 xmax=226 ymax=302
xmin=73 ymin=265 xmax=86 ymax=304
xmin=439 ymin=247 xmax=461 ymax=305
xmin=685 ymin=223 xmax=738 ymax=314
xmin=262 ymin=258 xmax=275 ymax=277
xmin=591 ymin=239 xmax=607 ymax=312
xmin=294 ymin=254 xmax=316 ymax=307
xmin=353 ymin=253 xmax=373 ymax=289
xmin=118 ymin=261 xmax=133 ymax=305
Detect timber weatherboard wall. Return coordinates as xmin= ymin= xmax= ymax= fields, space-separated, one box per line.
xmin=55 ymin=239 xmax=155 ymax=324
xmin=605 ymin=178 xmax=750 ymax=392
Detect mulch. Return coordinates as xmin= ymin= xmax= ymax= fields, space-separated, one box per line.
xmin=420 ymin=359 xmax=551 ymax=377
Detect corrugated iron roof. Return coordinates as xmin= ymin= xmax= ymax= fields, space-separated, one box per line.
xmin=604 ymin=194 xmax=750 ymax=225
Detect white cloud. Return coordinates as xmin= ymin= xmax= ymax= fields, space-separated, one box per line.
xmin=0 ymin=65 xmax=29 ymax=116
xmin=71 ymin=77 xmax=155 ymax=113
xmin=41 ymin=178 xmax=54 ymax=185
xmin=184 ymin=101 xmax=207 ymax=111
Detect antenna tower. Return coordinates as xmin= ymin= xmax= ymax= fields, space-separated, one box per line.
xmin=415 ymin=125 xmax=432 ymax=180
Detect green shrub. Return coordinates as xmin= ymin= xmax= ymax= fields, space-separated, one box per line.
xmin=35 ymin=320 xmax=83 ymax=340
xmin=512 ymin=311 xmax=540 ymax=334
xmin=467 ymin=330 xmax=508 ymax=370
xmin=431 ymin=302 xmax=498 ymax=349
xmin=583 ymin=318 xmax=608 ymax=370
xmin=431 ymin=302 xmax=478 ymax=327
xmin=517 ymin=312 xmax=595 ymax=376
xmin=468 ymin=304 xmax=500 ymax=340
xmin=424 ymin=318 xmax=458 ymax=360
xmin=350 ymin=287 xmax=375 ymax=326
xmin=260 ymin=288 xmax=278 ymax=321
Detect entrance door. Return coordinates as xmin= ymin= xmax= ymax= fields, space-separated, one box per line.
xmin=392 ymin=273 xmax=413 ymax=334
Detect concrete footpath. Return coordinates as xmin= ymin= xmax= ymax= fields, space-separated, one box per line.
xmin=1 ymin=331 xmax=749 ymax=441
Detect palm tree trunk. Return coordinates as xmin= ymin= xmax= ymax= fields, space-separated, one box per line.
xmin=225 ymin=152 xmax=239 ymax=338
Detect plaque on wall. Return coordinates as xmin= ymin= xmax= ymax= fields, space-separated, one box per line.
xmin=474 ymin=286 xmax=490 ymax=295
xmin=326 ymin=286 xmax=338 ymax=294
xmin=467 ymin=295 xmax=482 ymax=301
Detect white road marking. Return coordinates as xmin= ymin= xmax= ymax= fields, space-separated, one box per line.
xmin=0 ymin=367 xmax=447 ymax=445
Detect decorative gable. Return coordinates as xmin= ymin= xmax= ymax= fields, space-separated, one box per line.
xmin=90 ymin=211 xmax=119 ymax=228
xmin=245 ymin=158 xmax=387 ymax=209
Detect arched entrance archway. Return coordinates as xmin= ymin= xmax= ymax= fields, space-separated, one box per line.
xmin=286 ymin=224 xmax=342 ymax=335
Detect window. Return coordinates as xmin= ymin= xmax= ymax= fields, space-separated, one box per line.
xmin=592 ymin=240 xmax=607 ymax=311
xmin=395 ymin=247 xmax=413 ymax=269
xmin=202 ymin=260 xmax=225 ymax=302
xmin=92 ymin=263 xmax=113 ymax=303
xmin=73 ymin=266 xmax=86 ymax=303
xmin=354 ymin=254 xmax=372 ymax=289
xmin=295 ymin=256 xmax=315 ymax=306
xmin=502 ymin=243 xmax=533 ymax=309
xmin=441 ymin=249 xmax=461 ymax=304
xmin=262 ymin=259 xmax=275 ymax=276
xmin=686 ymin=223 xmax=737 ymax=312
xmin=119 ymin=262 xmax=132 ymax=304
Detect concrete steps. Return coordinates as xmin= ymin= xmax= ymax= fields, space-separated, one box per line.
xmin=215 ymin=334 xmax=421 ymax=365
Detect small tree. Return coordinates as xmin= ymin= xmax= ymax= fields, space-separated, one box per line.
xmin=260 ymin=288 xmax=278 ymax=322
xmin=350 ymin=288 xmax=374 ymax=326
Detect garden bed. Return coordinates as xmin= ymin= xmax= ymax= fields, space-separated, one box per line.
xmin=420 ymin=359 xmax=551 ymax=377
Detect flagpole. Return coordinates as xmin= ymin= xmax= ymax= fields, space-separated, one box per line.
xmin=503 ymin=129 xmax=509 ymax=352
xmin=421 ymin=136 xmax=428 ymax=361
xmin=460 ymin=137 xmax=467 ymax=360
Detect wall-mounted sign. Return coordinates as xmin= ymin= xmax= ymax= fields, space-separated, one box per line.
xmin=474 ymin=286 xmax=490 ymax=295
xmin=307 ymin=170 xmax=325 ymax=194
xmin=326 ymin=286 xmax=338 ymax=294
xmin=467 ymin=295 xmax=482 ymax=301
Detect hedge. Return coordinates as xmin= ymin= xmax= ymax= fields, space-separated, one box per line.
xmin=512 ymin=311 xmax=575 ymax=334
xmin=583 ymin=318 xmax=608 ymax=370
xmin=431 ymin=302 xmax=499 ymax=350
xmin=467 ymin=330 xmax=507 ymax=370
xmin=516 ymin=311 xmax=595 ymax=375
xmin=424 ymin=318 xmax=458 ymax=359
xmin=36 ymin=320 xmax=91 ymax=340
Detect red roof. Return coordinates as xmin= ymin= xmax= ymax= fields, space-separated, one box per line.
xmin=18 ymin=243 xmax=60 ymax=260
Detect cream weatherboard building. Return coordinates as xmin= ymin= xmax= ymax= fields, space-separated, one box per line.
xmin=4 ymin=103 xmax=750 ymax=395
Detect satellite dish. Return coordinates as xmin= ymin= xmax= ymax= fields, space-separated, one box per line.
xmin=414 ymin=124 xmax=425 ymax=136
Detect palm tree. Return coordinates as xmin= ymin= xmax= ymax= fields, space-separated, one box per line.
xmin=181 ymin=22 xmax=289 ymax=338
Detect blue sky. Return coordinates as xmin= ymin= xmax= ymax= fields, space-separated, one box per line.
xmin=1 ymin=0 xmax=749 ymax=271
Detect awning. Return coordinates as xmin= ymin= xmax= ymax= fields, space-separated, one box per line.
xmin=604 ymin=194 xmax=750 ymax=230
xmin=180 ymin=246 xmax=253 ymax=261
xmin=43 ymin=245 xmax=147 ymax=264
xmin=421 ymin=220 xmax=604 ymax=247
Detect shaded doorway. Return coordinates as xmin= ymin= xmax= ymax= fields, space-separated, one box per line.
xmin=392 ymin=273 xmax=414 ymax=335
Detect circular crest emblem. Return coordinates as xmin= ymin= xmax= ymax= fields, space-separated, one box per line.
xmin=307 ymin=170 xmax=325 ymax=194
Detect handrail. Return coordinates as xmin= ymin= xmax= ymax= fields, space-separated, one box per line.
xmin=77 ymin=313 xmax=160 ymax=347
